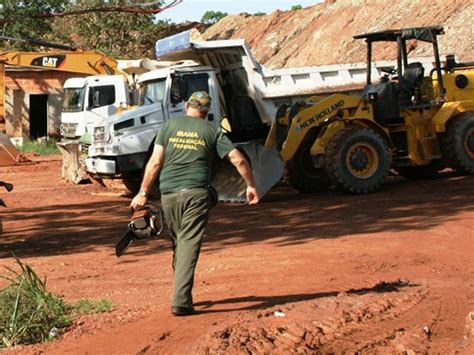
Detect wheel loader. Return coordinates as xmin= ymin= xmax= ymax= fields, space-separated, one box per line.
xmin=264 ymin=26 xmax=474 ymax=194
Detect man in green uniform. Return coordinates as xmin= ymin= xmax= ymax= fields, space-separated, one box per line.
xmin=131 ymin=91 xmax=259 ymax=316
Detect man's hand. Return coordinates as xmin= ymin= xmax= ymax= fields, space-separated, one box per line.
xmin=130 ymin=194 xmax=147 ymax=210
xmin=129 ymin=144 xmax=164 ymax=210
xmin=227 ymin=148 xmax=260 ymax=204
xmin=246 ymin=186 xmax=259 ymax=205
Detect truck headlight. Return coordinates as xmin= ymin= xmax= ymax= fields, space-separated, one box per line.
xmin=93 ymin=126 xmax=106 ymax=142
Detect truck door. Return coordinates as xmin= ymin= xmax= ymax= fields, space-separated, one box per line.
xmin=86 ymin=84 xmax=117 ymax=117
xmin=169 ymin=72 xmax=215 ymax=121
xmin=83 ymin=84 xmax=118 ymax=134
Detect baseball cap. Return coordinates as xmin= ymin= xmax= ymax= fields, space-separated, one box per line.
xmin=188 ymin=91 xmax=211 ymax=107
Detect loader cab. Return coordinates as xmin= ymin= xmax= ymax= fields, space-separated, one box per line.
xmin=355 ymin=26 xmax=445 ymax=125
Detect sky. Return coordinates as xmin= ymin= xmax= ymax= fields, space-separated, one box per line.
xmin=155 ymin=0 xmax=322 ymax=23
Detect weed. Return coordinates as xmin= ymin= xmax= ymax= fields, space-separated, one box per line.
xmin=73 ymin=299 xmax=114 ymax=315
xmin=16 ymin=138 xmax=60 ymax=156
xmin=0 ymin=256 xmax=71 ymax=347
xmin=0 ymin=256 xmax=114 ymax=348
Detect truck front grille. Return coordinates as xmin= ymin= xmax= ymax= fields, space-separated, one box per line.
xmin=61 ymin=123 xmax=79 ymax=138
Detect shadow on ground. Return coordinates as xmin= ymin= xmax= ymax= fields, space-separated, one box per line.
xmin=1 ymin=173 xmax=473 ymax=259
xmin=193 ymin=279 xmax=417 ymax=313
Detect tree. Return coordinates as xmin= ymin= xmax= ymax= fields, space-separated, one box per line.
xmin=0 ymin=0 xmax=197 ymax=59
xmin=291 ymin=5 xmax=303 ymax=11
xmin=0 ymin=0 xmax=68 ymax=51
xmin=253 ymin=12 xmax=267 ymax=16
xmin=200 ymin=11 xmax=228 ymax=25
xmin=50 ymin=1 xmax=159 ymax=58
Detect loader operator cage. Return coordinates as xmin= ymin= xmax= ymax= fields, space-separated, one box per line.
xmin=354 ymin=26 xmax=445 ymax=96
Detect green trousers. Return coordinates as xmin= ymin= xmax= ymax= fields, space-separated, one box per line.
xmin=161 ymin=188 xmax=211 ymax=309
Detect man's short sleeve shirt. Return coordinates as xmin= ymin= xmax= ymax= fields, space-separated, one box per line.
xmin=155 ymin=116 xmax=235 ymax=194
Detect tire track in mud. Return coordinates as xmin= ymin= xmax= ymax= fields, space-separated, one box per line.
xmin=195 ymin=279 xmax=439 ymax=354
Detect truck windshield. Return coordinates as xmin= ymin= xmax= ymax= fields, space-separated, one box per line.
xmin=63 ymin=88 xmax=85 ymax=112
xmin=139 ymin=79 xmax=166 ymax=106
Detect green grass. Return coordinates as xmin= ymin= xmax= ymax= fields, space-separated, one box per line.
xmin=16 ymin=138 xmax=60 ymax=156
xmin=0 ymin=256 xmax=71 ymax=348
xmin=72 ymin=299 xmax=114 ymax=315
xmin=0 ymin=256 xmax=113 ymax=348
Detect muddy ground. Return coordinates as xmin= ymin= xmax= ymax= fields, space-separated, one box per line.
xmin=0 ymin=155 xmax=473 ymax=354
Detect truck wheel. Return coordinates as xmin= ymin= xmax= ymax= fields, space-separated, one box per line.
xmin=123 ymin=176 xmax=160 ymax=199
xmin=395 ymin=160 xmax=446 ymax=180
xmin=324 ymin=126 xmax=391 ymax=194
xmin=286 ymin=134 xmax=330 ymax=193
xmin=439 ymin=112 xmax=474 ymax=174
xmin=122 ymin=176 xmax=141 ymax=195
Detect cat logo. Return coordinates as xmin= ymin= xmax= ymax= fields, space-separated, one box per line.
xmin=30 ymin=55 xmax=66 ymax=68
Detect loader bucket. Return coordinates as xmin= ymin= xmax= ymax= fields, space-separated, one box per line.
xmin=56 ymin=140 xmax=89 ymax=184
xmin=212 ymin=141 xmax=285 ymax=203
xmin=0 ymin=132 xmax=19 ymax=166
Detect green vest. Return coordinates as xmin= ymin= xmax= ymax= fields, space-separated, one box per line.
xmin=155 ymin=115 xmax=235 ymax=194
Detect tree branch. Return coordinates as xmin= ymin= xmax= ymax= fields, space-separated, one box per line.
xmin=0 ymin=1 xmax=183 ymax=25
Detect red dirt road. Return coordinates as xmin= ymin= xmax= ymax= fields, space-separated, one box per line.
xmin=1 ymin=155 xmax=473 ymax=354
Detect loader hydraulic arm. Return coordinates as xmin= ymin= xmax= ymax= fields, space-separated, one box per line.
xmin=278 ymin=94 xmax=362 ymax=161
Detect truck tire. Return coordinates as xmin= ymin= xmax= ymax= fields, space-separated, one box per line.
xmin=286 ymin=133 xmax=330 ymax=193
xmin=122 ymin=176 xmax=141 ymax=195
xmin=123 ymin=141 xmax=160 ymax=198
xmin=439 ymin=111 xmax=474 ymax=174
xmin=324 ymin=126 xmax=391 ymax=194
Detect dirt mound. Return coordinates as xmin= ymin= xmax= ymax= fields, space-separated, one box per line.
xmin=195 ymin=279 xmax=435 ymax=354
xmin=201 ymin=0 xmax=474 ymax=68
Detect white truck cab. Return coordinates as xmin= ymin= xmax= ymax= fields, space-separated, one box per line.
xmin=60 ymin=75 xmax=131 ymax=139
xmin=86 ymin=63 xmax=223 ymax=177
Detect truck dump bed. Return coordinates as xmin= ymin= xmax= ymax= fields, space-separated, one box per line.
xmin=156 ymin=30 xmax=436 ymax=123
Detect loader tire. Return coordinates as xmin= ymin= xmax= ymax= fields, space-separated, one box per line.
xmin=286 ymin=133 xmax=330 ymax=193
xmin=324 ymin=126 xmax=391 ymax=194
xmin=439 ymin=112 xmax=474 ymax=174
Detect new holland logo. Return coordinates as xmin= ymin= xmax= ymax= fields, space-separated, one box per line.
xmin=298 ymin=99 xmax=345 ymax=130
xmin=30 ymin=55 xmax=66 ymax=68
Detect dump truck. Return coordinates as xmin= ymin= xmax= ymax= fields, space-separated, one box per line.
xmin=85 ymin=30 xmax=436 ymax=201
xmin=59 ymin=58 xmax=172 ymax=183
xmin=264 ymin=26 xmax=473 ymax=194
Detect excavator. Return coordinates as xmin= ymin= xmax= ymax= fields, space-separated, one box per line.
xmin=261 ymin=26 xmax=473 ymax=196
xmin=0 ymin=36 xmax=129 ymax=168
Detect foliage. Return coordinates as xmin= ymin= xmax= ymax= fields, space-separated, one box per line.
xmin=17 ymin=138 xmax=60 ymax=156
xmin=49 ymin=0 xmax=160 ymax=58
xmin=200 ymin=10 xmax=228 ymax=25
xmin=291 ymin=5 xmax=303 ymax=11
xmin=73 ymin=299 xmax=114 ymax=315
xmin=0 ymin=257 xmax=115 ymax=348
xmin=0 ymin=1 xmax=180 ymax=59
xmin=253 ymin=12 xmax=267 ymax=16
xmin=0 ymin=0 xmax=68 ymax=51
xmin=0 ymin=256 xmax=71 ymax=348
